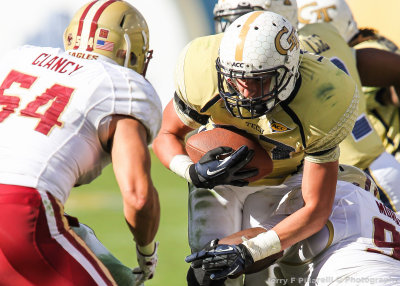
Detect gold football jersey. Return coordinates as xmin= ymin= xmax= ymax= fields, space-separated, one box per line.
xmin=174 ymin=33 xmax=358 ymax=185
xmin=299 ymin=23 xmax=385 ymax=169
xmin=353 ymin=33 xmax=400 ymax=162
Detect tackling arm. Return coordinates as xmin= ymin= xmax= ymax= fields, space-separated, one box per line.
xmin=356 ymin=48 xmax=400 ymax=92
xmin=111 ymin=116 xmax=160 ymax=285
xmin=111 ymin=116 xmax=160 ymax=246
xmin=238 ymin=160 xmax=337 ymax=263
xmin=272 ymin=160 xmax=337 ymax=249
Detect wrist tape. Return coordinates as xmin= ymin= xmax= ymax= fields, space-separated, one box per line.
xmin=242 ymin=230 xmax=281 ymax=262
xmin=169 ymin=155 xmax=194 ymax=182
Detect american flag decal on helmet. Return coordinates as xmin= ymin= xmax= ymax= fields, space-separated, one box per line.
xmin=96 ymin=40 xmax=114 ymax=52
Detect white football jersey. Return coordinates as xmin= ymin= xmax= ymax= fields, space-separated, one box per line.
xmin=0 ymin=45 xmax=162 ymax=204
xmin=278 ymin=180 xmax=400 ymax=284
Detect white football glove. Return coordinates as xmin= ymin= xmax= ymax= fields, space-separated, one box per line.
xmin=132 ymin=242 xmax=159 ymax=286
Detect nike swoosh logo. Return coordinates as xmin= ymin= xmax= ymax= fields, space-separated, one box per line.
xmin=206 ymin=168 xmax=224 ymax=176
xmin=206 ymin=157 xmax=231 ymax=176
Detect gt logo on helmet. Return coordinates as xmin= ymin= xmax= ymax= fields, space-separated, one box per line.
xmin=275 ymin=26 xmax=299 ymax=56
xmin=298 ymin=3 xmax=337 ymax=25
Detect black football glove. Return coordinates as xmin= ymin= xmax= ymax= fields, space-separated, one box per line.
xmin=185 ymin=243 xmax=254 ymax=281
xmin=189 ymin=145 xmax=258 ymax=189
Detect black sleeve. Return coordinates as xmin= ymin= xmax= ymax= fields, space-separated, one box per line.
xmin=174 ymin=92 xmax=210 ymax=125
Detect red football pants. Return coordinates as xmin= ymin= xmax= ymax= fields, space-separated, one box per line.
xmin=0 ymin=184 xmax=116 ymax=286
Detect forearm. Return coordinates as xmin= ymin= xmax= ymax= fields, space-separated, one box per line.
xmin=219 ymin=227 xmax=267 ymax=245
xmin=243 ymin=160 xmax=337 ymax=261
xmin=238 ymin=205 xmax=328 ymax=262
xmin=357 ymin=48 xmax=400 ymax=87
xmin=124 ymin=184 xmax=160 ymax=247
xmin=272 ymin=160 xmax=338 ymax=249
xmin=152 ymin=131 xmax=189 ymax=169
xmin=152 ymin=99 xmax=194 ymax=169
xmin=153 ymin=132 xmax=194 ymax=183
xmin=272 ymin=204 xmax=329 ymax=250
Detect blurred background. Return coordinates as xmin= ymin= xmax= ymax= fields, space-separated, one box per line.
xmin=1 ymin=0 xmax=399 ymax=285
xmin=347 ymin=0 xmax=400 ymax=46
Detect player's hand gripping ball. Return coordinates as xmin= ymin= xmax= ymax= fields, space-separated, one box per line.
xmin=186 ymin=127 xmax=273 ymax=183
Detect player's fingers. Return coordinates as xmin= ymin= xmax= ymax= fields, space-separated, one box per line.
xmin=132 ymin=267 xmax=144 ymax=274
xmin=242 ymin=148 xmax=255 ymax=164
xmin=230 ymin=145 xmax=249 ymax=161
xmin=131 ymin=269 xmax=145 ymax=286
xmin=190 ymin=259 xmax=203 ymax=269
xmin=185 ymin=250 xmax=211 ymax=263
xmin=200 ymin=146 xmax=233 ymax=163
xmin=202 ymin=259 xmax=227 ymax=271
xmin=210 ymin=267 xmax=234 ymax=280
xmin=220 ymin=146 xmax=249 ymax=168
xmin=228 ymin=148 xmax=254 ymax=171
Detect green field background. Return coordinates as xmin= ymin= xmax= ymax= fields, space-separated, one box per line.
xmin=65 ymin=149 xmax=190 ymax=286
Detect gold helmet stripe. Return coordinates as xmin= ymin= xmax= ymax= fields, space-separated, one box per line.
xmin=74 ymin=0 xmax=118 ymax=51
xmin=235 ymin=11 xmax=264 ymax=61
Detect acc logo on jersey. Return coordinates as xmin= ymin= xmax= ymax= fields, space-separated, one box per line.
xmin=270 ymin=120 xmax=291 ymax=132
xmin=275 ymin=27 xmax=299 ymax=56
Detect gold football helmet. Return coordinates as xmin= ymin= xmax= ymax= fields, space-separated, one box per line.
xmin=64 ymin=0 xmax=151 ymax=75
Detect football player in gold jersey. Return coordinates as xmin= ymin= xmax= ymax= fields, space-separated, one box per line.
xmin=297 ymin=0 xmax=400 ymax=213
xmin=153 ymin=10 xmax=359 ymax=285
xmin=190 ymin=1 xmax=400 ymax=285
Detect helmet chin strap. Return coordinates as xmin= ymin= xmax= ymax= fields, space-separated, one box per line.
xmin=123 ymin=33 xmax=131 ymax=68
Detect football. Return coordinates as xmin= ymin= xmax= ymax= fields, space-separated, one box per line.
xmin=185 ymin=126 xmax=272 ymax=182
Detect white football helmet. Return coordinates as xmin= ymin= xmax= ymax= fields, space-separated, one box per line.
xmin=214 ymin=0 xmax=299 ymax=33
xmin=64 ymin=0 xmax=152 ymax=75
xmin=217 ymin=11 xmax=301 ymax=118
xmin=297 ymin=0 xmax=359 ymax=43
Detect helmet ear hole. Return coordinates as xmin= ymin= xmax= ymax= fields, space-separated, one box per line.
xmin=120 ymin=15 xmax=126 ymax=27
xmin=130 ymin=52 xmax=137 ymax=66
